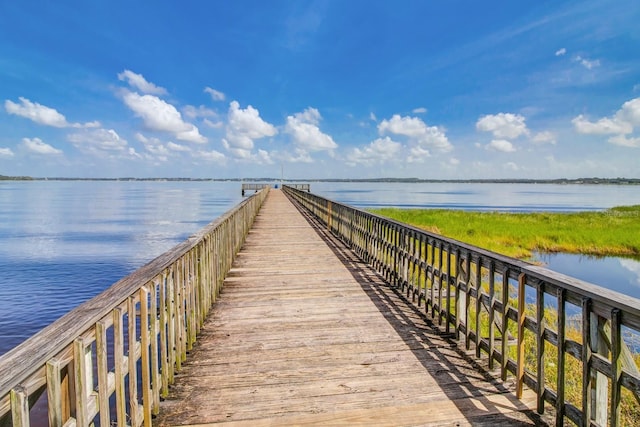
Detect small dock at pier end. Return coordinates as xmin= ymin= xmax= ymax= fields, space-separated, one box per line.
xmin=2 ymin=186 xmax=639 ymax=427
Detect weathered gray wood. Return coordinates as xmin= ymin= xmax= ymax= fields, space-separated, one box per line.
xmin=285 ymin=185 xmax=640 ymax=427
xmin=154 ymin=190 xmax=549 ymax=426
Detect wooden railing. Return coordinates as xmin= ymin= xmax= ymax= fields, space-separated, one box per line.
xmin=283 ymin=185 xmax=640 ymax=427
xmin=0 ymin=188 xmax=269 ymax=427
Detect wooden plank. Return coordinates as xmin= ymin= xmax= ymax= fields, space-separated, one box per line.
xmin=161 ymin=390 xmax=543 ymax=427
xmin=155 ymin=191 xmax=552 ymax=427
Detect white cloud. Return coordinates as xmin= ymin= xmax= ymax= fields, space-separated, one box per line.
xmin=223 ymin=101 xmax=277 ymax=159
xmin=122 ymin=92 xmax=207 ymax=143
xmin=0 ymin=147 xmax=15 ymax=157
xmin=197 ymin=149 xmax=226 ymax=163
xmin=284 ymin=107 xmax=337 ymax=154
xmin=204 ymin=87 xmax=226 ymax=101
xmin=183 ymin=105 xmax=218 ymax=119
xmin=407 ymin=146 xmax=432 ymax=163
xmin=572 ymin=115 xmax=631 ymax=135
xmin=616 ymin=98 xmax=640 ymax=126
xmin=608 ymin=135 xmax=640 ymax=148
xmin=118 ymin=70 xmax=167 ymax=95
xmin=5 ymin=97 xmax=98 ymax=128
xmin=167 ymin=142 xmax=191 ymax=152
xmin=572 ymin=97 xmax=640 ymax=147
xmin=486 ymin=139 xmax=516 ymax=152
xmin=68 ymin=128 xmax=128 ymax=154
xmin=412 ymin=107 xmax=427 ymax=114
xmin=21 ymin=137 xmax=62 ymax=155
xmin=476 ymin=113 xmax=529 ymax=139
xmin=574 ymin=55 xmax=600 ymax=70
xmin=555 ymin=48 xmax=567 ymax=56
xmin=532 ymin=131 xmax=557 ymax=144
xmin=203 ymin=118 xmax=224 ymax=129
xmin=619 ymin=259 xmax=640 ymax=286
xmin=135 ymin=133 xmax=192 ymax=162
xmin=378 ymin=114 xmax=452 ymax=153
xmin=369 ymin=112 xmax=377 ymax=122
xmin=347 ymin=137 xmax=401 ymax=166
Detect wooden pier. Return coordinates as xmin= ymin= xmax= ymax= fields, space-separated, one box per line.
xmin=154 ymin=190 xmax=547 ymax=426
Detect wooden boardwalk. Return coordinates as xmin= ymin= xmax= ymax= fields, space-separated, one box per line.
xmin=155 ymin=190 xmax=550 ymax=426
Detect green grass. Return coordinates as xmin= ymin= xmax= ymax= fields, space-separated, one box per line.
xmin=370 ymin=205 xmax=640 ymax=260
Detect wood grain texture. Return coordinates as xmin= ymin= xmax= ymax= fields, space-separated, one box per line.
xmin=155 ymin=190 xmax=550 ymax=426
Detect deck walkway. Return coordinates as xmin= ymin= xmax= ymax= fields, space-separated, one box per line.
xmin=154 ymin=190 xmax=550 ymax=426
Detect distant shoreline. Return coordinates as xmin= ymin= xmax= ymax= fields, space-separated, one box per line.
xmin=1 ymin=175 xmax=639 ymax=185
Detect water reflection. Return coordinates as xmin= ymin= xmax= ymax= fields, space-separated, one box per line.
xmin=533 ymin=252 xmax=640 ymax=299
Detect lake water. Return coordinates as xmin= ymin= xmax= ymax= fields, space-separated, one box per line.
xmin=1 ymin=180 xmax=639 ymax=356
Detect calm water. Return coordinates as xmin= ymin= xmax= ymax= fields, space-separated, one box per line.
xmin=0 ymin=181 xmax=241 ymax=355
xmin=1 ymin=181 xmax=639 ymax=356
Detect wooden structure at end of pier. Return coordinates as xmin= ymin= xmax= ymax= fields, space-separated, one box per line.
xmin=242 ymin=183 xmax=310 ymax=195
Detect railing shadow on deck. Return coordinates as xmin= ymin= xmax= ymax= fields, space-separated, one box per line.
xmin=288 ymin=191 xmax=552 ymax=426
xmin=283 ymin=185 xmax=640 ymax=427
xmin=0 ymin=188 xmax=270 ymax=427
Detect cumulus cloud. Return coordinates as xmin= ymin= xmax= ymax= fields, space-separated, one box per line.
xmin=183 ymin=105 xmax=218 ymax=119
xmin=197 ymin=149 xmax=226 ymax=163
xmin=486 ymin=139 xmax=516 ymax=152
xmin=412 ymin=107 xmax=427 ymax=114
xmin=572 ymin=115 xmax=631 ymax=134
xmin=68 ymin=128 xmax=128 ymax=155
xmin=555 ymin=48 xmax=567 ymax=56
xmin=135 ymin=133 xmax=192 ymax=162
xmin=347 ymin=137 xmax=401 ymax=166
xmin=227 ymin=101 xmax=277 ymax=142
xmin=532 ymin=131 xmax=557 ymax=144
xmin=407 ymin=146 xmax=432 ymax=163
xmin=223 ymin=101 xmax=277 ymax=160
xmin=5 ymin=97 xmax=99 ymax=128
xmin=574 ymin=55 xmax=600 ymax=70
xmin=0 ymin=147 xmax=15 ymax=157
xmin=572 ymin=97 xmax=640 ymax=147
xmin=476 ymin=113 xmax=529 ymax=139
xmin=122 ymin=92 xmax=207 ymax=143
xmin=118 ymin=70 xmax=167 ymax=95
xmin=378 ymin=114 xmax=452 ymax=154
xmin=21 ymin=137 xmax=62 ymax=155
xmin=284 ymin=107 xmax=337 ymax=155
xmin=204 ymin=87 xmax=226 ymax=101
xmin=167 ymin=142 xmax=191 ymax=152
xmin=608 ymin=135 xmax=640 ymax=148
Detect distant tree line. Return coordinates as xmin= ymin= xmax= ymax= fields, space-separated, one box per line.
xmin=0 ymin=175 xmax=639 ymax=185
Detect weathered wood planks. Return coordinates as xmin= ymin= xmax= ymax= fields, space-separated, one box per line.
xmin=154 ymin=190 xmax=548 ymax=426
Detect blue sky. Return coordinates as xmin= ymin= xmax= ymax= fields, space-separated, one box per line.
xmin=1 ymin=1 xmax=639 ymax=179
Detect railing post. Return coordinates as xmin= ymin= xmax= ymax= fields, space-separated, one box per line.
xmin=10 ymin=386 xmax=29 ymax=427
xmin=516 ymin=273 xmax=526 ymax=399
xmin=555 ymin=288 xmax=566 ymax=426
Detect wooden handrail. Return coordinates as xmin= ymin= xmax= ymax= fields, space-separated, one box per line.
xmin=283 ymin=185 xmax=640 ymax=427
xmin=0 ymin=188 xmax=269 ymax=427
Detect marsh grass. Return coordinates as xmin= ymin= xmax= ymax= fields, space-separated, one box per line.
xmin=370 ymin=205 xmax=640 ymax=260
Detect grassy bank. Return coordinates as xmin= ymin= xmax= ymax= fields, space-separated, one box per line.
xmin=370 ymin=205 xmax=640 ymax=260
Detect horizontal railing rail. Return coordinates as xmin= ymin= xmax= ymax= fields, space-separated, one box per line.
xmin=283 ymin=185 xmax=640 ymax=427
xmin=0 ymin=188 xmax=269 ymax=427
